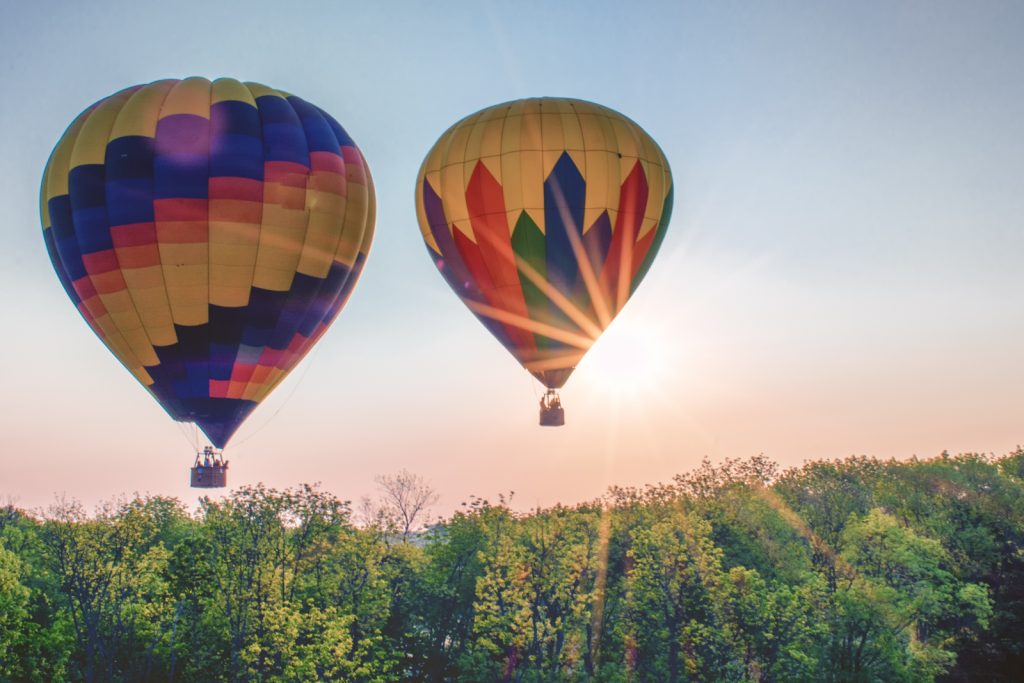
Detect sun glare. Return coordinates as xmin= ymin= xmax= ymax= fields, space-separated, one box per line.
xmin=577 ymin=314 xmax=672 ymax=399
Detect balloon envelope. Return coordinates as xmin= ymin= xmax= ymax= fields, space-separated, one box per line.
xmin=415 ymin=97 xmax=672 ymax=389
xmin=41 ymin=77 xmax=375 ymax=447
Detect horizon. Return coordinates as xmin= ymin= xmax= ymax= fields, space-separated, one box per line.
xmin=5 ymin=447 xmax=1021 ymax=523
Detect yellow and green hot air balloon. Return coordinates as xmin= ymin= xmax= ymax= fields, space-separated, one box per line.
xmin=415 ymin=97 xmax=672 ymax=425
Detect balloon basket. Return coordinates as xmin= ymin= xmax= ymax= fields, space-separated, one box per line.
xmin=539 ymin=389 xmax=565 ymax=427
xmin=540 ymin=405 xmax=565 ymax=426
xmin=190 ymin=464 xmax=228 ymax=488
xmin=191 ymin=447 xmax=228 ymax=488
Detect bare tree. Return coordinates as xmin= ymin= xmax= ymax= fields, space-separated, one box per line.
xmin=356 ymin=494 xmax=398 ymax=535
xmin=374 ymin=469 xmax=440 ymax=542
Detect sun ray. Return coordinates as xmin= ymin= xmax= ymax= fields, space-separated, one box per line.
xmin=522 ymin=352 xmax=588 ymax=373
xmin=546 ymin=174 xmax=614 ymax=329
xmin=472 ymin=223 xmax=605 ymax=340
xmin=464 ymin=299 xmax=594 ymax=349
xmin=588 ymin=506 xmax=612 ymax=667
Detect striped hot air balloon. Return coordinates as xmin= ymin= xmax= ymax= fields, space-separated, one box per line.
xmin=41 ymin=77 xmax=374 ymax=449
xmin=414 ymin=97 xmax=672 ymax=425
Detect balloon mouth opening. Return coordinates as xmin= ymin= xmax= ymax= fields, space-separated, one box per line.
xmin=165 ymin=399 xmax=259 ymax=449
xmin=194 ymin=417 xmax=245 ymax=450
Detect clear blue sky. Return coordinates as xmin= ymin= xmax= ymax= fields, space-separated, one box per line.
xmin=1 ymin=1 xmax=1022 ymax=513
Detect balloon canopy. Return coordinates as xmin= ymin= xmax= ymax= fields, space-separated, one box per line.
xmin=41 ymin=77 xmax=375 ymax=447
xmin=415 ymin=97 xmax=672 ymax=392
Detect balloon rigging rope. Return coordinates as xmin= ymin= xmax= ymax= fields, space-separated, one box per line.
xmin=528 ymin=372 xmax=542 ymax=401
xmin=174 ymin=420 xmax=197 ymax=452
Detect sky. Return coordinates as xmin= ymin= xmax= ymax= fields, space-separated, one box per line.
xmin=1 ymin=1 xmax=1021 ymax=517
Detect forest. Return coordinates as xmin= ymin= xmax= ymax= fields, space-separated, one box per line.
xmin=0 ymin=449 xmax=1022 ymax=682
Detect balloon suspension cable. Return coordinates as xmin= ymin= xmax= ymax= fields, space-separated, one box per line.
xmin=173 ymin=420 xmax=199 ymax=451
xmin=539 ymin=388 xmax=566 ymax=427
xmin=193 ymin=444 xmax=227 ymax=467
xmin=528 ymin=372 xmax=543 ymax=401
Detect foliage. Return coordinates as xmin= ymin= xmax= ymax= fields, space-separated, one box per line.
xmin=1 ymin=452 xmax=1022 ymax=681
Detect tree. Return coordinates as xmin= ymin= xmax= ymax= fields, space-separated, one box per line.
xmin=0 ymin=540 xmax=30 ymax=680
xmin=414 ymin=498 xmax=495 ymax=681
xmin=39 ymin=497 xmax=174 ymax=683
xmin=827 ymin=509 xmax=992 ymax=682
xmin=625 ymin=511 xmax=731 ymax=682
xmin=374 ymin=470 xmax=440 ymax=542
xmin=196 ymin=484 xmax=395 ymax=682
xmin=719 ymin=566 xmax=824 ymax=681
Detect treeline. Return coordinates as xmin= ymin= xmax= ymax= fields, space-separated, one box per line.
xmin=1 ymin=450 xmax=1023 ymax=682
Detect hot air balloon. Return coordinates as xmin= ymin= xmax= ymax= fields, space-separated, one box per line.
xmin=41 ymin=77 xmax=374 ymax=485
xmin=415 ymin=98 xmax=672 ymax=425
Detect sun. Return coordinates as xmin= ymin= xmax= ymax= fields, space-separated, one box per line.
xmin=576 ymin=312 xmax=672 ymax=399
